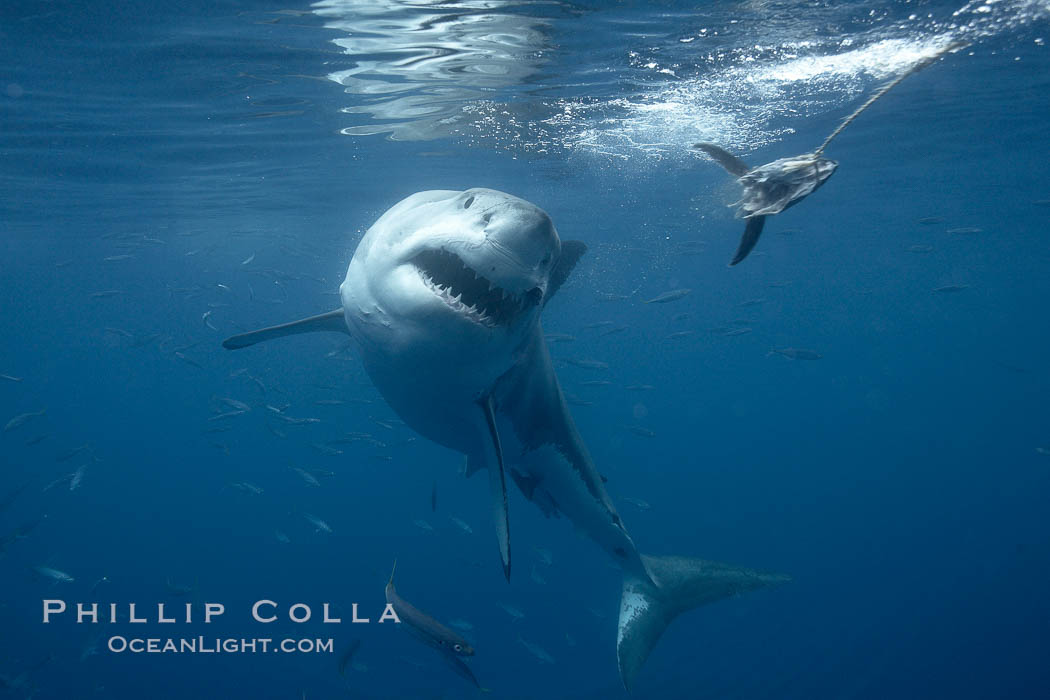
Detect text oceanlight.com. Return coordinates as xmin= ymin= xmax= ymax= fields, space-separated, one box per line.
xmin=107 ymin=637 xmax=334 ymax=654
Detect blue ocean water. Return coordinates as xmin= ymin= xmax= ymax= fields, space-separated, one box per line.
xmin=2 ymin=0 xmax=1049 ymax=698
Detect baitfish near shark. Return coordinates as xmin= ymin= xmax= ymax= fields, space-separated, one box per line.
xmin=384 ymin=561 xmax=481 ymax=688
xmin=222 ymin=188 xmax=786 ymax=690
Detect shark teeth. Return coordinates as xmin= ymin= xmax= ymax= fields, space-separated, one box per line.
xmin=413 ymin=248 xmax=542 ymax=327
xmin=420 ymin=271 xmax=496 ymax=327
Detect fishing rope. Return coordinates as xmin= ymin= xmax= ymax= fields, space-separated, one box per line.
xmin=813 ymin=40 xmax=967 ymax=157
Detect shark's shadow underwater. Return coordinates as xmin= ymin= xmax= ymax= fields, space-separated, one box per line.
xmin=223 ymin=188 xmax=787 ymax=690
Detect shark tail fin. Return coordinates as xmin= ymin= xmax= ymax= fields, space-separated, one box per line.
xmin=617 ymin=554 xmax=789 ymax=692
xmin=222 ymin=309 xmax=348 ymax=350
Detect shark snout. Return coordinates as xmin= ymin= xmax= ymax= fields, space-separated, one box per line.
xmin=482 ymin=205 xmax=558 ymax=281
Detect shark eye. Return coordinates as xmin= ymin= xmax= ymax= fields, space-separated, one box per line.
xmin=541 ymin=253 xmax=552 ymax=266
xmin=453 ymin=644 xmax=462 ymax=652
xmin=463 ymin=196 xmax=475 ymax=210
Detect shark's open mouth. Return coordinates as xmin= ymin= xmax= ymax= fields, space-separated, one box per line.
xmin=413 ymin=248 xmax=541 ymax=327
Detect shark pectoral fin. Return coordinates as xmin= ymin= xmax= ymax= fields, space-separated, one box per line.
xmin=617 ymin=555 xmax=789 ymax=691
xmin=693 ymin=143 xmax=751 ymax=177
xmin=546 ymin=240 xmax=587 ymax=304
xmin=478 ymin=396 xmax=511 ymax=582
xmin=729 ymin=215 xmax=766 ymax=266
xmin=221 ymin=309 xmax=348 ymax=350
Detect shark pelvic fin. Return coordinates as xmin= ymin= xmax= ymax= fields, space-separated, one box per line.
xmin=617 ymin=554 xmax=789 ymax=692
xmin=221 ymin=309 xmax=348 ymax=350
xmin=478 ymin=395 xmax=511 ymax=582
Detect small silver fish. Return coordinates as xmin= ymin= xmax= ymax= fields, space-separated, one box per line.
xmin=174 ymin=352 xmax=204 ymax=369
xmin=276 ymin=415 xmax=321 ymax=425
xmin=208 ymin=409 xmax=247 ymax=421
xmin=219 ymin=398 xmax=251 ymax=412
xmin=230 ymin=481 xmax=264 ymax=494
xmin=623 ymin=497 xmax=651 ymax=511
xmin=34 ymin=566 xmax=74 ymax=583
xmin=450 ymin=517 xmax=473 ymax=535
xmin=292 ymin=467 xmax=320 ymax=487
xmin=69 ymin=464 xmax=87 ymax=491
xmin=770 ymin=347 xmax=823 ymax=360
xmin=498 ymin=602 xmax=525 ymax=621
xmin=567 ymin=358 xmax=609 ymax=370
xmin=304 ymin=513 xmax=332 ymax=533
xmin=4 ymin=408 xmax=46 ymax=432
xmin=518 ymin=636 xmax=555 ymax=664
xmin=644 ymin=288 xmax=691 ymax=304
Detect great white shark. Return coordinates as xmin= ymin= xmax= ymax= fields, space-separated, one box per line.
xmin=223 ymin=188 xmax=787 ymax=690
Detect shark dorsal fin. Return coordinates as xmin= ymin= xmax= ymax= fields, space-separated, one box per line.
xmin=546 ymin=240 xmax=586 ymax=304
